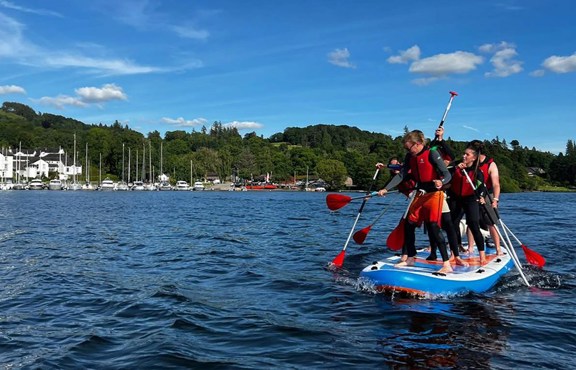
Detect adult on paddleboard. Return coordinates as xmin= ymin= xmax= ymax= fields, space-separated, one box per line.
xmin=450 ymin=144 xmax=490 ymax=264
xmin=467 ymin=139 xmax=503 ymax=256
xmin=426 ymin=127 xmax=468 ymax=266
xmin=377 ymin=130 xmax=455 ymax=274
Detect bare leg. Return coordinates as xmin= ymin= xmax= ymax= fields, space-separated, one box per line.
xmin=479 ymin=250 xmax=487 ymax=265
xmin=466 ymin=227 xmax=475 ymax=254
xmin=490 ymin=225 xmax=502 ymax=255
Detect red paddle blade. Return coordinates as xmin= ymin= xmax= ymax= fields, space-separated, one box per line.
xmin=386 ymin=218 xmax=405 ymax=251
xmin=353 ymin=225 xmax=372 ymax=245
xmin=326 ymin=194 xmax=353 ymax=211
xmin=332 ymin=250 xmax=346 ymax=267
xmin=522 ymin=244 xmax=545 ymax=268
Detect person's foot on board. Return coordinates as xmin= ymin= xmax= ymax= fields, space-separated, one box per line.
xmin=395 ymin=257 xmax=415 ymax=267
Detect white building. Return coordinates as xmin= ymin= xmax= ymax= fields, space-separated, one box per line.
xmin=0 ymin=151 xmax=14 ymax=181
xmin=3 ymin=147 xmax=81 ymax=181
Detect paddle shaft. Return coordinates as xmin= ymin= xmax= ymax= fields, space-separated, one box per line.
xmin=435 ymin=91 xmax=458 ymax=140
xmin=333 ymin=168 xmax=381 ymax=264
xmin=461 ymin=170 xmax=530 ymax=286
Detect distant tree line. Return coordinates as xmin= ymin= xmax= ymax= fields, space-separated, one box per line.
xmin=1 ymin=101 xmax=575 ymax=191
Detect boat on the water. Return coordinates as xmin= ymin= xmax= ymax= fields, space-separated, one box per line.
xmin=48 ymin=179 xmax=63 ymax=190
xmin=131 ymin=180 xmax=145 ymax=191
xmin=116 ymin=181 xmax=129 ymax=191
xmin=100 ymin=178 xmax=116 ymax=191
xmin=193 ymin=181 xmax=205 ymax=191
xmin=158 ymin=182 xmax=172 ymax=191
xmin=28 ymin=178 xmax=45 ymax=190
xmin=175 ymin=181 xmax=190 ymax=191
xmin=359 ymin=246 xmax=514 ymax=297
xmin=245 ymin=182 xmax=277 ymax=190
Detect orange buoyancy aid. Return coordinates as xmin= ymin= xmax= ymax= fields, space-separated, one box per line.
xmin=451 ymin=167 xmax=478 ymax=197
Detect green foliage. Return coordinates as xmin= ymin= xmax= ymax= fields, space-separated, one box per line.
xmin=316 ymin=159 xmax=348 ymax=190
xmin=1 ymin=101 xmax=574 ymax=191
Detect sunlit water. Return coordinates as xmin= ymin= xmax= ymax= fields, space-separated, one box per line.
xmin=0 ymin=190 xmax=573 ymax=369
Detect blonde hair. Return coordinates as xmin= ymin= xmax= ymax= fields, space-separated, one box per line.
xmin=403 ymin=130 xmax=426 ymax=145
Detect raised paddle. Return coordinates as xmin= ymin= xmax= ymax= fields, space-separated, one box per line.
xmin=326 ymin=191 xmax=378 ymax=211
xmin=332 ymin=168 xmax=381 ymax=267
xmin=353 ymin=192 xmax=400 ymax=244
xmin=385 ymin=91 xmax=458 ymax=250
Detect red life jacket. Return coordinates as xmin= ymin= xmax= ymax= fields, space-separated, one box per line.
xmin=398 ymin=177 xmax=416 ymax=197
xmin=478 ymin=157 xmax=494 ymax=190
xmin=452 ymin=167 xmax=477 ymax=197
xmin=409 ymin=148 xmax=436 ymax=183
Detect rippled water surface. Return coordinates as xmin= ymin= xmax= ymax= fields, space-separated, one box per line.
xmin=0 ymin=190 xmax=574 ymax=369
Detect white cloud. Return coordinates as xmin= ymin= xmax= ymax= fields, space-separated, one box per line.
xmin=541 ymin=53 xmax=576 ymax=73
xmin=412 ymin=76 xmax=443 ymax=86
xmin=409 ymin=51 xmax=484 ymax=76
xmin=0 ymin=0 xmax=62 ymax=17
xmin=530 ymin=69 xmax=546 ymax=77
xmin=36 ymin=95 xmax=87 ymax=109
xmin=387 ymin=45 xmax=421 ymax=64
xmin=224 ymin=121 xmax=263 ymax=130
xmin=480 ymin=42 xmax=523 ymax=77
xmin=44 ymin=54 xmax=160 ymax=76
xmin=328 ymin=48 xmax=356 ymax=69
xmin=171 ymin=25 xmax=210 ymax=40
xmin=161 ymin=117 xmax=208 ymax=127
xmin=0 ymin=11 xmax=189 ymax=76
xmin=75 ymin=84 xmax=127 ymax=103
xmin=463 ymin=125 xmax=480 ymax=133
xmin=0 ymin=84 xmax=26 ymax=94
xmin=35 ymin=84 xmax=128 ymax=109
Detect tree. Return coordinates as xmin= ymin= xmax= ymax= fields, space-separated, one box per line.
xmin=316 ymin=159 xmax=348 ymax=190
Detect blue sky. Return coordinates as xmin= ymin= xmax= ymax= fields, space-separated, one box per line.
xmin=1 ymin=0 xmax=574 ymax=154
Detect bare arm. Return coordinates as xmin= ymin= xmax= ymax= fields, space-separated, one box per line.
xmin=489 ymin=161 xmax=501 ymax=206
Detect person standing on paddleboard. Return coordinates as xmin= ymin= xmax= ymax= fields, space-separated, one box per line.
xmin=426 ymin=127 xmax=468 ymax=266
xmin=450 ymin=144 xmax=490 ymax=265
xmin=377 ymin=130 xmax=454 ymax=274
xmin=467 ymin=140 xmax=503 ymax=256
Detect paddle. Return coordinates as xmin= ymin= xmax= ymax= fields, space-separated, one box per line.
xmin=326 ymin=191 xmax=378 ymax=211
xmin=496 ymin=213 xmax=546 ymax=268
xmin=353 ymin=192 xmax=400 ymax=244
xmin=385 ymin=91 xmax=458 ymax=250
xmin=386 ymin=190 xmax=417 ymax=250
xmin=331 ymin=168 xmax=381 ymax=267
xmin=436 ymin=91 xmax=458 ymax=136
xmin=461 ymin=169 xmax=531 ymax=286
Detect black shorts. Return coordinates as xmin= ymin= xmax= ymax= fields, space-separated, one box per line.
xmin=479 ymin=195 xmax=496 ymax=229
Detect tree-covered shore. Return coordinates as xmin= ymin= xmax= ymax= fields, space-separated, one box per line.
xmin=1 ymin=101 xmax=575 ymax=192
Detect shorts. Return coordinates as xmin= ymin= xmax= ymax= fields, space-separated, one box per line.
xmin=407 ymin=191 xmax=444 ymax=227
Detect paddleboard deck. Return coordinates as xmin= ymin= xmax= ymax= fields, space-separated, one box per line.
xmin=360 ymin=247 xmax=514 ymax=297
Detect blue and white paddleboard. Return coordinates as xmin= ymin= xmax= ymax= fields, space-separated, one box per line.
xmin=360 ymin=247 xmax=514 ymax=297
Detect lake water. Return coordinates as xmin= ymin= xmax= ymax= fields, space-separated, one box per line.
xmin=0 ymin=190 xmax=573 ymax=369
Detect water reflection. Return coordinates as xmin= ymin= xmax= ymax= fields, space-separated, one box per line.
xmin=374 ymin=296 xmax=510 ymax=369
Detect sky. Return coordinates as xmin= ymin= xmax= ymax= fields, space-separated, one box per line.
xmin=1 ymin=0 xmax=575 ymax=154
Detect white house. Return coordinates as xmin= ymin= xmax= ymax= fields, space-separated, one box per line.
xmin=0 ymin=152 xmax=14 ymax=181
xmin=5 ymin=147 xmax=80 ymax=181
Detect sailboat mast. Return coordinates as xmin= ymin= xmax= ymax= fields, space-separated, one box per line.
xmin=128 ymin=147 xmax=131 ymax=184
xmin=85 ymin=142 xmax=89 ymax=183
xmin=73 ymin=133 xmax=77 ymax=184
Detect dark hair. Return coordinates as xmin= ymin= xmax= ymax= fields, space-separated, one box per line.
xmin=467 ymin=140 xmax=484 ymax=155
